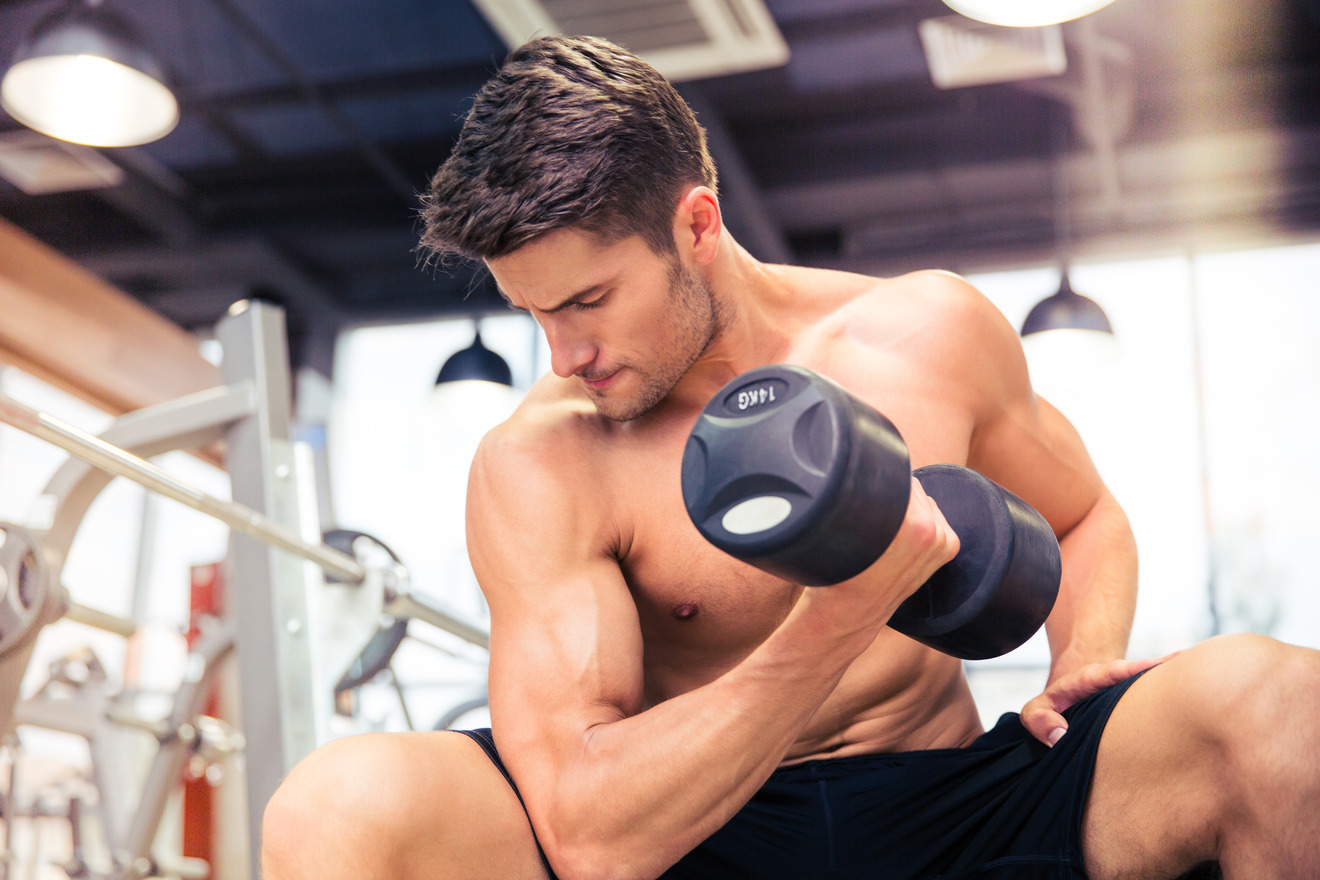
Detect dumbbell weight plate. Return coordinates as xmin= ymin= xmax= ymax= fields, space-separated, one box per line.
xmin=891 ymin=465 xmax=1060 ymax=660
xmin=681 ymin=364 xmax=913 ymax=586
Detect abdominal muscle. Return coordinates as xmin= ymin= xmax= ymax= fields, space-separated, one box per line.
xmin=783 ymin=636 xmax=985 ymax=763
xmin=634 ymin=577 xmax=987 ymax=766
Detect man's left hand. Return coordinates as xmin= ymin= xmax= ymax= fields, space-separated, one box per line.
xmin=1020 ymin=654 xmax=1179 ymax=747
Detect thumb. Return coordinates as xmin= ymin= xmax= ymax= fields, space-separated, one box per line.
xmin=1022 ymin=702 xmax=1069 ymax=747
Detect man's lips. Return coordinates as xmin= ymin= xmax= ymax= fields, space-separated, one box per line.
xmin=579 ymin=369 xmax=619 ymax=390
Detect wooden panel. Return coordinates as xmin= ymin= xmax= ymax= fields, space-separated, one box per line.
xmin=0 ymin=217 xmax=221 ymax=414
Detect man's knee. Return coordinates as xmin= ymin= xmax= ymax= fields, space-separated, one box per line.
xmin=1175 ymin=634 xmax=1320 ymax=766
xmin=262 ymin=733 xmax=415 ymax=874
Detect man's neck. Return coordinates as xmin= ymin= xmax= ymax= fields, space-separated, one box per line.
xmin=668 ymin=238 xmax=798 ymax=412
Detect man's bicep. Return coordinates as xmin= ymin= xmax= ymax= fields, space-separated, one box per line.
xmin=465 ymin=432 xmax=645 ymax=780
xmin=480 ymin=546 xmax=646 ymax=815
xmin=483 ymin=554 xmax=645 ymax=735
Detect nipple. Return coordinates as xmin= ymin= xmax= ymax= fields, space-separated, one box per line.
xmin=671 ymin=602 xmax=700 ymax=621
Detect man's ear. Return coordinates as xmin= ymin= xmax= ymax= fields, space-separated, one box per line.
xmin=673 ymin=186 xmax=722 ymax=265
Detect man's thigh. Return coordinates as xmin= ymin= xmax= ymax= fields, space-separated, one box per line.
xmin=1081 ymin=634 xmax=1295 ymax=879
xmin=263 ymin=729 xmax=551 ymax=880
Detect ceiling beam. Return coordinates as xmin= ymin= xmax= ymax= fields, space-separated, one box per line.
xmin=181 ymin=59 xmax=498 ymax=115
xmin=0 ymin=217 xmax=220 ymax=416
xmin=94 ymin=173 xmax=203 ymax=249
xmin=75 ymin=237 xmax=348 ymax=325
xmin=767 ymin=122 xmax=1320 ymax=231
xmin=200 ymin=0 xmax=424 ymax=204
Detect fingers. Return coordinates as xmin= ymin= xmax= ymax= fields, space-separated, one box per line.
xmin=1021 ymin=695 xmax=1070 ymax=747
xmin=1065 ymin=656 xmax=1161 ymax=701
xmin=847 ymin=476 xmax=959 ymax=590
xmin=1021 ymin=652 xmax=1182 ymax=747
xmin=807 ymin=476 xmax=962 ymax=631
xmin=905 ymin=476 xmax=960 ymax=568
xmin=1093 ymin=654 xmax=1177 ymax=688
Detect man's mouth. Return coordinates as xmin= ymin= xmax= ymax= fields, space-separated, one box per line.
xmin=580 ymin=369 xmax=619 ymax=391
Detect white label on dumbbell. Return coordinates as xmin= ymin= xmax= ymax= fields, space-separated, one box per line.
xmin=722 ymin=496 xmax=792 ymax=535
xmin=736 ymin=385 xmax=777 ymax=411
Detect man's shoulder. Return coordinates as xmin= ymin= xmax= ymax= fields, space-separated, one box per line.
xmin=472 ymin=375 xmax=635 ymax=509
xmin=784 ymin=267 xmax=1023 ymax=407
xmin=467 ymin=376 xmax=632 ymax=565
xmin=479 ymin=376 xmax=603 ymax=467
xmin=841 ymin=268 xmax=987 ymax=317
xmin=786 ymin=267 xmax=998 ymax=346
xmin=774 ymin=265 xmax=984 ymax=322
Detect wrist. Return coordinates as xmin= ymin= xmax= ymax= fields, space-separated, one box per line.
xmin=793 ymin=587 xmax=892 ymax=657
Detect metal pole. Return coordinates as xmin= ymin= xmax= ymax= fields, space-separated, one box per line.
xmin=0 ymin=384 xmax=490 ymax=650
xmin=130 ymin=490 xmax=160 ymax=621
xmin=0 ymin=391 xmax=366 ymax=584
xmin=217 ymin=299 xmax=319 ymax=880
xmin=64 ymin=602 xmax=137 ymax=638
xmin=385 ymin=590 xmax=490 ymax=651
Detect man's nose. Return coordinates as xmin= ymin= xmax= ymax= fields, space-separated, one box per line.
xmin=545 ymin=323 xmax=598 ymax=378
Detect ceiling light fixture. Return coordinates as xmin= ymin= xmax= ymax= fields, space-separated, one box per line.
xmin=431 ymin=324 xmax=521 ymax=426
xmin=1 ymin=0 xmax=179 ymax=148
xmin=941 ymin=0 xmax=1117 ymax=28
xmin=1020 ymin=270 xmax=1113 ymax=336
xmin=1019 ymin=269 xmax=1117 ymax=387
xmin=435 ymin=328 xmax=513 ymax=388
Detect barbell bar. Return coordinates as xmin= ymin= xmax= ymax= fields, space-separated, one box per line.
xmin=0 ymin=391 xmax=366 ymax=583
xmin=0 ymin=391 xmax=490 ymax=649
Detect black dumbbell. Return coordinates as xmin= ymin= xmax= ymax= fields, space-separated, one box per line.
xmin=680 ymin=364 xmax=1061 ymax=660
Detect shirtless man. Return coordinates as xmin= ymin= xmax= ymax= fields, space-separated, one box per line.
xmin=262 ymin=35 xmax=1320 ymax=880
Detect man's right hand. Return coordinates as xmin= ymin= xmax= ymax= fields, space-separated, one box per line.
xmin=802 ymin=476 xmax=960 ymax=640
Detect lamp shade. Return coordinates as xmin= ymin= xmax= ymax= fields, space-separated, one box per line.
xmin=1020 ymin=273 xmax=1113 ymax=336
xmin=942 ymin=0 xmax=1117 ymax=27
xmin=435 ymin=332 xmax=513 ymax=387
xmin=1 ymin=1 xmax=179 ymax=147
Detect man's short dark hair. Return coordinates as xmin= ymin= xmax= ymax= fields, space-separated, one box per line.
xmin=419 ymin=35 xmax=718 ymax=265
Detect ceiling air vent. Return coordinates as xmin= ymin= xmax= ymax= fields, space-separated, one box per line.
xmin=0 ymin=131 xmax=124 ymax=194
xmin=471 ymin=0 xmax=789 ymax=82
xmin=919 ymin=16 xmax=1066 ymax=89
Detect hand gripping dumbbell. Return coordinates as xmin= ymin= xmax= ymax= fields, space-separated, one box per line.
xmin=680 ymin=364 xmax=1061 ymax=660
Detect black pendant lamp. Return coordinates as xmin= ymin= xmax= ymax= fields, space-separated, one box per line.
xmin=1 ymin=0 xmax=179 ymax=147
xmin=435 ymin=330 xmax=513 ymax=387
xmin=1020 ymin=270 xmax=1113 ymax=337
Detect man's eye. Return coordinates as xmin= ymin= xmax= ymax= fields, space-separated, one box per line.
xmin=574 ymin=298 xmax=604 ymax=311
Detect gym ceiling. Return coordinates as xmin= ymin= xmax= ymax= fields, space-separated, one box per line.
xmin=1 ymin=0 xmax=1319 ymax=377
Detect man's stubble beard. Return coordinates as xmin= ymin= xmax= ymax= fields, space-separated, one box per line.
xmin=591 ymin=261 xmax=726 ymax=423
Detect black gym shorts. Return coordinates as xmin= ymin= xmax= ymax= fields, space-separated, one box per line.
xmin=459 ymin=671 xmax=1162 ymax=879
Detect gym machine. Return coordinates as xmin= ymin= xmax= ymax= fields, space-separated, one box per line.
xmin=0 ymin=300 xmax=490 ymax=879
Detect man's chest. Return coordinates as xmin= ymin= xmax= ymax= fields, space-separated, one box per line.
xmin=595 ymin=368 xmax=977 ymax=690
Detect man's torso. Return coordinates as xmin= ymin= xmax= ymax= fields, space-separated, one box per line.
xmin=502 ymin=267 xmax=989 ymax=762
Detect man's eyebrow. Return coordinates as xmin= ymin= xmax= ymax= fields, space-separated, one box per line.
xmin=495 ymin=281 xmax=610 ymax=314
xmin=543 ymin=282 xmax=608 ymax=313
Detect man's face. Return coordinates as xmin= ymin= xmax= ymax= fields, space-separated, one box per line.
xmin=486 ymin=228 xmax=722 ymax=421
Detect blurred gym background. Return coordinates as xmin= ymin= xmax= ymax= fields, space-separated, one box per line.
xmin=2 ymin=0 xmax=1319 ymax=876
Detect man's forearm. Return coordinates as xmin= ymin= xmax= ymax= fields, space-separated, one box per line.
xmin=528 ymin=594 xmax=884 ymax=880
xmin=1044 ymin=488 xmax=1139 ymax=683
